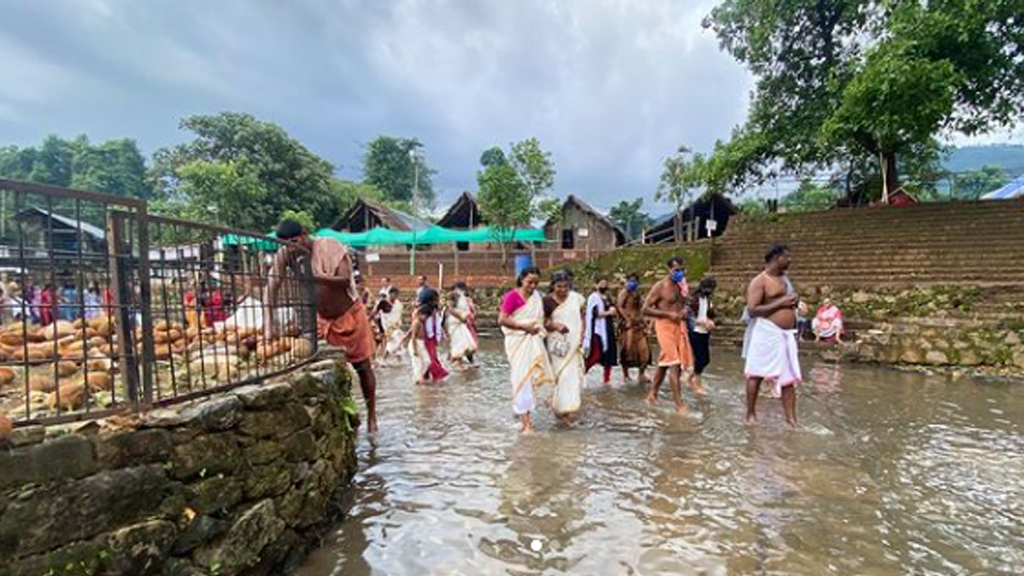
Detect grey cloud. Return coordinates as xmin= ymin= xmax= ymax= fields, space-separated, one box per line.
xmin=0 ymin=0 xmax=751 ymax=213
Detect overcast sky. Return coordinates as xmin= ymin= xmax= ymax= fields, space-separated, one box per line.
xmin=0 ymin=0 xmax=760 ymax=214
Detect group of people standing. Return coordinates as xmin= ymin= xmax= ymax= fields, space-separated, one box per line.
xmin=0 ymin=281 xmax=107 ymax=326
xmin=497 ymin=258 xmax=720 ymax=433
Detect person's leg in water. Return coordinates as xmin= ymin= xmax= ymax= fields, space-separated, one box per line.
xmin=745 ymin=376 xmax=762 ymax=424
xmin=353 ymin=359 xmax=379 ymax=434
xmin=621 ymin=366 xmax=631 ymax=383
xmin=781 ymin=385 xmax=797 ymax=427
xmin=646 ymin=365 xmax=667 ymax=403
xmin=669 ymin=365 xmax=687 ymax=414
xmin=603 ymin=365 xmax=613 ymax=385
xmin=638 ymin=366 xmax=649 ymax=385
xmin=519 ymin=412 xmax=535 ymax=434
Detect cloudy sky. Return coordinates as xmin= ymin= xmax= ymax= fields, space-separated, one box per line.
xmin=4 ymin=1 xmax=750 ymax=213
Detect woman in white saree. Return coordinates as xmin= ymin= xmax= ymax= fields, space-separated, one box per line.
xmin=446 ymin=287 xmax=478 ymax=366
xmin=380 ymin=288 xmax=405 ymax=362
xmin=543 ymin=272 xmax=587 ymax=421
xmin=499 ymin=267 xmax=554 ymax=434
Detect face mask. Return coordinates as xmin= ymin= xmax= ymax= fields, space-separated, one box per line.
xmin=670 ymin=269 xmax=685 ymax=283
xmin=626 ymin=280 xmax=639 ymax=292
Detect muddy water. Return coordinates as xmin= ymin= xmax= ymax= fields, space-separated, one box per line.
xmin=297 ymin=340 xmax=1024 ymax=575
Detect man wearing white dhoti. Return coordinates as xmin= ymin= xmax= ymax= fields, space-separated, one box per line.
xmin=743 ymin=243 xmax=801 ymax=426
xmin=499 ymin=267 xmax=554 ymax=434
xmin=543 ymin=271 xmax=587 ymax=421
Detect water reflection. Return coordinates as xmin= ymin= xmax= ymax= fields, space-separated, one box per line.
xmin=297 ymin=341 xmax=1024 ymax=576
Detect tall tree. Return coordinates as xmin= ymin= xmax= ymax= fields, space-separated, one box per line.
xmin=609 ymin=198 xmax=654 ymax=241
xmin=703 ymin=0 xmax=1024 ymax=199
xmin=150 ymin=112 xmax=337 ymax=230
xmin=656 ymin=146 xmax=703 ymax=242
xmin=479 ymin=146 xmax=507 ymax=168
xmin=476 ymin=138 xmax=556 ymax=262
xmin=362 ymin=136 xmax=436 ymax=209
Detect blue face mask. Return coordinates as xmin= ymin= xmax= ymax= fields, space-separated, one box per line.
xmin=626 ymin=280 xmax=639 ymax=292
xmin=670 ymin=269 xmax=685 ymax=283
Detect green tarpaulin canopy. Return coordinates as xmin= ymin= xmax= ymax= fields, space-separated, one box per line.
xmin=314 ymin=226 xmax=545 ymax=247
xmin=222 ymin=226 xmax=546 ymax=251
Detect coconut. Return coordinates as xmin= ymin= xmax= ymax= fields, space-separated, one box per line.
xmin=0 ymin=366 xmax=16 ymax=386
xmin=44 ymin=321 xmax=77 ymax=341
xmin=56 ymin=361 xmax=79 ymax=377
xmin=29 ymin=375 xmax=57 ymax=393
xmin=0 ymin=413 xmax=12 ymax=441
xmin=292 ymin=338 xmax=315 ymax=359
xmin=85 ymin=372 xmax=112 ymax=392
xmin=47 ymin=382 xmax=87 ymax=411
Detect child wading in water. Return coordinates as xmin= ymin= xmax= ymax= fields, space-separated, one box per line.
xmin=403 ymin=288 xmax=450 ymax=385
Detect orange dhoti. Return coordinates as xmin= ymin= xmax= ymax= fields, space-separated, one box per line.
xmin=654 ymin=318 xmax=694 ymax=369
xmin=317 ymin=301 xmax=375 ymax=364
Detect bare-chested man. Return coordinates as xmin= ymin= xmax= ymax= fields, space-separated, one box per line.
xmin=642 ymin=257 xmax=695 ymax=414
xmin=267 ymin=219 xmax=379 ymax=434
xmin=743 ymin=243 xmax=801 ymax=426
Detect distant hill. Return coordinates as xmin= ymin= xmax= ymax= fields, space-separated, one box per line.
xmin=945 ymin=144 xmax=1024 ymax=175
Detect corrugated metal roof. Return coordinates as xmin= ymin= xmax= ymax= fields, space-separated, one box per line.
xmin=18 ymin=206 xmax=106 ymax=241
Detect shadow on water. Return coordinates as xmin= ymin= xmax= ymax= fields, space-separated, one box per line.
xmin=296 ymin=340 xmax=1024 ymax=575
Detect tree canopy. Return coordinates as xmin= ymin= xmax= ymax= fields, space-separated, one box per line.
xmin=362 ymin=136 xmax=436 ymax=209
xmin=609 ymin=198 xmax=653 ymax=241
xmin=476 ymin=138 xmax=556 ymax=259
xmin=702 ymin=0 xmax=1024 ymax=198
xmin=0 ymin=135 xmax=152 ymax=199
xmin=150 ymin=112 xmax=338 ymax=230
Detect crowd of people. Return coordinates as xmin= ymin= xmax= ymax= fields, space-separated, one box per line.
xmin=261 ymin=218 xmax=834 ymax=437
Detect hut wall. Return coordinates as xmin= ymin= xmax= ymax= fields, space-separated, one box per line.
xmin=545 ymin=204 xmax=619 ymax=253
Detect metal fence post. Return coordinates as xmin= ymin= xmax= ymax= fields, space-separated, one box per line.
xmin=136 ymin=206 xmax=155 ymax=403
xmin=106 ymin=211 xmax=140 ymax=403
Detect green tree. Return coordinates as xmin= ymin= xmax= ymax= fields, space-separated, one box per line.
xmin=279 ymin=209 xmax=316 ymax=234
xmin=609 ymin=198 xmax=653 ymax=241
xmin=363 ymin=136 xmax=436 ymax=209
xmin=479 ymin=146 xmax=507 ymax=168
xmin=781 ymin=180 xmax=839 ymax=212
xmin=656 ymin=146 xmax=703 ymax=242
xmin=151 ymin=112 xmax=337 ymax=230
xmin=703 ymin=0 xmax=1024 ymax=199
xmin=952 ymin=165 xmax=1009 ymax=200
xmin=536 ymin=197 xmax=563 ymax=225
xmin=476 ymin=138 xmax=557 ymax=263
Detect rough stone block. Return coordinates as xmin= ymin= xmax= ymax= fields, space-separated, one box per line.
xmin=925 ymin=350 xmax=949 ymax=365
xmin=233 ymin=382 xmax=296 ymax=409
xmin=195 ymin=499 xmax=286 ymax=574
xmin=0 ymin=465 xmax=171 ymax=558
xmin=238 ymin=403 xmax=311 ymax=439
xmin=102 ymin=519 xmax=177 ymax=575
xmin=170 ymin=432 xmax=242 ymax=480
xmin=179 ymin=396 xmax=243 ymax=431
xmin=138 ymin=408 xmax=186 ymax=428
xmin=244 ymin=462 xmax=293 ymax=500
xmin=282 ymin=429 xmax=317 ymax=463
xmin=172 ymin=515 xmax=230 ymax=555
xmin=187 ymin=475 xmax=244 ymax=515
xmin=244 ymin=439 xmax=284 ymax=466
xmin=6 ymin=425 xmax=45 ymax=448
xmin=0 ymin=434 xmax=96 ymax=491
xmin=95 ymin=428 xmax=173 ymax=469
xmin=0 ymin=538 xmax=105 ymax=576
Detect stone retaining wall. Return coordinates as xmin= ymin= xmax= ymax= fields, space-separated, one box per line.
xmin=0 ymin=359 xmax=359 ymax=576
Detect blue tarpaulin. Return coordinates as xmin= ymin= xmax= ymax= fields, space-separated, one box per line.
xmin=982 ymin=173 xmax=1024 ymax=200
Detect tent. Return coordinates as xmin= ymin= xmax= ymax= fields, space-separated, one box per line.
xmin=315 ymin=225 xmax=545 ymax=247
xmin=982 ymin=173 xmax=1024 ymax=200
xmin=221 ymin=226 xmax=546 ymax=251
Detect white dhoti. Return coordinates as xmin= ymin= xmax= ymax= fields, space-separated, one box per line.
xmin=408 ymin=338 xmax=431 ymax=380
xmin=448 ymin=300 xmax=478 ymax=361
xmin=743 ymin=318 xmax=802 ymax=396
xmin=382 ymin=301 xmax=405 ymax=359
xmin=548 ymin=293 xmax=585 ymax=415
xmin=502 ymin=292 xmax=554 ymax=415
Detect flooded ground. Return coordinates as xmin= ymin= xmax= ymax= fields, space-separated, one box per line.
xmin=297 ymin=340 xmax=1024 ymax=576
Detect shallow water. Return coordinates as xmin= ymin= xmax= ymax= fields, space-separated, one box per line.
xmin=297 ymin=340 xmax=1024 ymax=576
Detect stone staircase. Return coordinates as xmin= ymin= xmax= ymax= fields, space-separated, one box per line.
xmin=710 ymin=200 xmax=1024 ymax=289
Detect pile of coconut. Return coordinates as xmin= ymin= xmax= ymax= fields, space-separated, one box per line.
xmin=0 ymin=315 xmax=314 ymax=425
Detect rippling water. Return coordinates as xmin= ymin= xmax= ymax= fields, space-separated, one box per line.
xmin=296 ymin=340 xmax=1024 ymax=576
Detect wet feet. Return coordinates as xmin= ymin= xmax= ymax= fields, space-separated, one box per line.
xmin=367 ymin=417 xmax=379 ymax=435
xmin=674 ymin=403 xmax=688 ymax=415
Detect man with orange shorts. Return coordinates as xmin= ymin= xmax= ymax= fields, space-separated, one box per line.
xmin=642 ymin=257 xmax=695 ymax=414
xmin=267 ymin=220 xmax=378 ymax=434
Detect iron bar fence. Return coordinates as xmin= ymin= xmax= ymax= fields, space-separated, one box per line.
xmin=0 ymin=178 xmax=318 ymax=426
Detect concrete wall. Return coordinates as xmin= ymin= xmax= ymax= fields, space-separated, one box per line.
xmin=0 ymin=359 xmax=358 ymax=576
